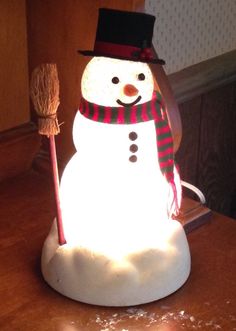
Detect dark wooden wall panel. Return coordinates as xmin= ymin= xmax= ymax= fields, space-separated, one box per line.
xmin=0 ymin=0 xmax=30 ymax=132
xmin=230 ymin=82 xmax=236 ymax=218
xmin=176 ymin=81 xmax=236 ymax=218
xmin=198 ymin=83 xmax=236 ymax=216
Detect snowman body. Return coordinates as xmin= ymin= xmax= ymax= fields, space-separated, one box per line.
xmin=60 ymin=113 xmax=170 ymax=247
xmin=41 ymin=57 xmax=191 ymax=306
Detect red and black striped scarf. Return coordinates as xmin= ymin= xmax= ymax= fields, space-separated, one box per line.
xmin=79 ymin=91 xmax=179 ymax=214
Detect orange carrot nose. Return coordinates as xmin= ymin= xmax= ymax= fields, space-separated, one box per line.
xmin=123 ymin=84 xmax=139 ymax=97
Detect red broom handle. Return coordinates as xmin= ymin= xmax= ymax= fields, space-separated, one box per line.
xmin=49 ymin=135 xmax=66 ymax=245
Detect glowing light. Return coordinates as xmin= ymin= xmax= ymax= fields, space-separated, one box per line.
xmin=59 ymin=57 xmax=175 ymax=258
xmin=42 ymin=56 xmax=190 ymax=307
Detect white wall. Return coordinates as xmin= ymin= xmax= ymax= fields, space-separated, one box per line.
xmin=145 ymin=0 xmax=236 ymax=74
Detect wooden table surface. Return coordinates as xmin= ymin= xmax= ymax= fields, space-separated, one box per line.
xmin=0 ymin=171 xmax=235 ymax=331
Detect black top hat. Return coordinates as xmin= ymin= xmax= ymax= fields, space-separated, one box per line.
xmin=79 ymin=8 xmax=165 ymax=65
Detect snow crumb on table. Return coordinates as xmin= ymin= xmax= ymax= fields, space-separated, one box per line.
xmin=90 ymin=299 xmax=236 ymax=330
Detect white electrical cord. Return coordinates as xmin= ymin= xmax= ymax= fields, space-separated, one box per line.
xmin=181 ymin=180 xmax=206 ymax=205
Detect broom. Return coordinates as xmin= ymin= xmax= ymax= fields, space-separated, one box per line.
xmin=30 ymin=63 xmax=66 ymax=246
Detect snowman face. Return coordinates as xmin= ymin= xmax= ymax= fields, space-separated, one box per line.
xmin=81 ymin=57 xmax=154 ymax=107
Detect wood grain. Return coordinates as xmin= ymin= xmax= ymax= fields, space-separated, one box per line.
xmin=197 ymin=82 xmax=236 ymax=216
xmin=0 ymin=123 xmax=41 ymax=182
xmin=0 ymin=0 xmax=30 ymax=132
xmin=176 ymin=81 xmax=236 ymax=217
xmin=176 ymin=197 xmax=212 ymax=233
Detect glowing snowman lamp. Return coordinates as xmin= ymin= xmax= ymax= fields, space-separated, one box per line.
xmin=41 ymin=8 xmax=191 ymax=306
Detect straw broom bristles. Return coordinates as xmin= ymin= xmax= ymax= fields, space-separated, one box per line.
xmin=30 ymin=63 xmax=66 ymax=245
xmin=30 ymin=64 xmax=60 ymax=136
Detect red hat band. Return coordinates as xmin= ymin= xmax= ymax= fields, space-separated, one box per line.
xmin=94 ymin=41 xmax=155 ymax=62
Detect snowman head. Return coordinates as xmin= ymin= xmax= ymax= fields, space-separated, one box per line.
xmin=81 ymin=56 xmax=154 ymax=107
xmin=79 ymin=8 xmax=165 ymax=107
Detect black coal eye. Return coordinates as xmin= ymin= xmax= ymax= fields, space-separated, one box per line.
xmin=138 ymin=73 xmax=145 ymax=81
xmin=112 ymin=76 xmax=119 ymax=84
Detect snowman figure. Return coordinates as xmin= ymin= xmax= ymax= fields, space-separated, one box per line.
xmin=41 ymin=8 xmax=191 ymax=306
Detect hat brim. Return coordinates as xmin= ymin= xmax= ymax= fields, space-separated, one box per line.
xmin=78 ymin=50 xmax=165 ymax=65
